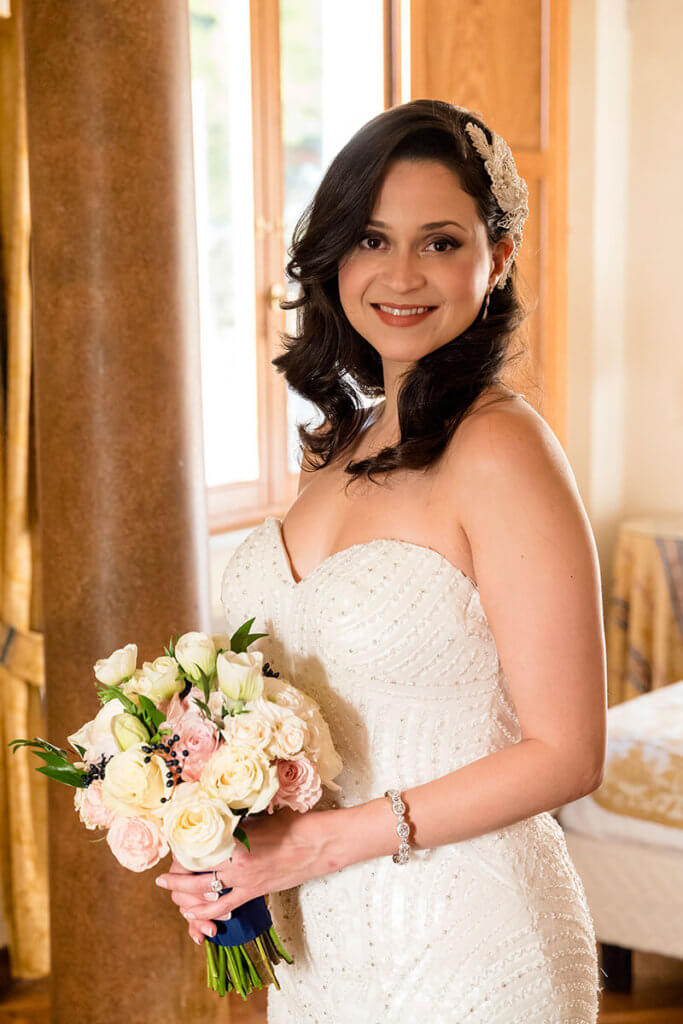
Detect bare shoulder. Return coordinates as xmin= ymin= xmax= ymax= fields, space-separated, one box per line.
xmin=448 ymin=393 xmax=581 ymax=511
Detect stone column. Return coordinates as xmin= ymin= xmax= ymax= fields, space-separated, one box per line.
xmin=23 ymin=2 xmax=222 ymax=1020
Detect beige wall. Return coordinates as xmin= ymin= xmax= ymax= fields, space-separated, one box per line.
xmin=566 ymin=0 xmax=683 ymax=612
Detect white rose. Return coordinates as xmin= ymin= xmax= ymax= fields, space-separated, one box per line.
xmin=174 ymin=632 xmax=217 ymax=682
xmin=299 ymin=707 xmax=344 ymax=792
xmin=67 ymin=698 xmax=126 ymax=763
xmin=101 ymin=744 xmax=168 ymax=817
xmin=199 ymin=743 xmax=279 ymax=815
xmin=262 ymin=675 xmax=309 ymax=714
xmin=138 ymin=656 xmax=185 ymax=703
xmin=222 ymin=711 xmax=273 ymax=753
xmin=160 ymin=781 xmax=239 ymax=871
xmin=269 ymin=714 xmax=307 ymax=759
xmin=216 ymin=650 xmax=265 ymax=702
xmin=93 ymin=643 xmax=137 ymax=685
xmin=243 ymin=694 xmax=290 ymax=727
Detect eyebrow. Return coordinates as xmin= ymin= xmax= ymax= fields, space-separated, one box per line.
xmin=367 ymin=218 xmax=467 ymax=233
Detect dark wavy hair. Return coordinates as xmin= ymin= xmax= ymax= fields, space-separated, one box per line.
xmin=271 ymin=99 xmax=532 ymax=491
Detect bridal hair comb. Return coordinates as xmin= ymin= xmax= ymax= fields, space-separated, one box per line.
xmin=454 ymin=106 xmax=529 ymax=289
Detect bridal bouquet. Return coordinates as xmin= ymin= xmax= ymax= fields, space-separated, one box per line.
xmin=9 ymin=617 xmax=343 ymax=1000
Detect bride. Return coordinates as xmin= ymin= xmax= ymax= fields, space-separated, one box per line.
xmin=156 ymin=100 xmax=606 ymax=1022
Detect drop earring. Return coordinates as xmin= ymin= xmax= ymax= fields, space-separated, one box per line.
xmin=481 ymin=288 xmax=491 ymax=321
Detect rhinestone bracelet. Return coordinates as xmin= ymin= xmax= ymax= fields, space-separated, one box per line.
xmin=384 ymin=788 xmax=411 ymax=864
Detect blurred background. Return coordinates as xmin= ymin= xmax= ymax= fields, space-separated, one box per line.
xmin=1 ymin=1 xmax=682 ymax=1021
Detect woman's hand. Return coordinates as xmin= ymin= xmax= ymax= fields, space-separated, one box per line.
xmin=156 ymin=807 xmax=346 ymax=935
xmin=163 ymin=855 xmax=215 ymax=944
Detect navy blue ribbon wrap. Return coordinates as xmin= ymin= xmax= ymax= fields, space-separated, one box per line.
xmin=194 ymin=873 xmax=272 ymax=947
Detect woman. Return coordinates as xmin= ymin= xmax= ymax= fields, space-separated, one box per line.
xmin=156 ymin=100 xmax=606 ymax=1022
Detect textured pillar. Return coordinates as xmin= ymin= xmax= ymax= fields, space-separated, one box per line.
xmin=23 ymin=2 xmax=221 ymax=1021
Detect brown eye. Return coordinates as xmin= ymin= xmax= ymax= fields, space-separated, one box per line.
xmin=358 ymin=234 xmax=383 ymax=250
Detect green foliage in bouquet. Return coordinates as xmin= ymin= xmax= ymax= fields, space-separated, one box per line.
xmin=7 ymin=737 xmax=88 ymax=787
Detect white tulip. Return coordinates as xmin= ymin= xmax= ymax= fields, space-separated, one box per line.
xmin=174 ymin=632 xmax=217 ymax=682
xmin=216 ymin=650 xmax=264 ymax=702
xmin=93 ymin=643 xmax=137 ymax=685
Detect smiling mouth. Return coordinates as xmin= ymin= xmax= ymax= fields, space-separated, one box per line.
xmin=371 ymin=303 xmax=437 ymax=316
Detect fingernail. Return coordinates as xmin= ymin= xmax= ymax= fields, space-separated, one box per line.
xmin=155 ymin=877 xmax=167 ymax=888
xmin=203 ymin=892 xmax=219 ymax=901
xmin=200 ymin=924 xmax=215 ymax=937
xmin=184 ymin=912 xmax=195 ymax=919
xmin=193 ymin=935 xmax=203 ymax=944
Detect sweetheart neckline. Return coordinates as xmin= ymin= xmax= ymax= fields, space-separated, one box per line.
xmin=268 ymin=516 xmax=479 ymax=594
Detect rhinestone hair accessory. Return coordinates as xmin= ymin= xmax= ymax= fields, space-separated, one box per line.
xmin=455 ymin=107 xmax=529 ymax=289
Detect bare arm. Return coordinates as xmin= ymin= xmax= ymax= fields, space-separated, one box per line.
xmin=335 ymin=403 xmax=608 ymax=864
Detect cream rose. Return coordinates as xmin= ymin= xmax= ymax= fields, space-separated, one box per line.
xmin=161 ymin=781 xmax=239 ymax=871
xmin=216 ymin=650 xmax=265 ymax=702
xmin=262 ymin=675 xmax=311 ymax=715
xmin=101 ymin=744 xmax=168 ymax=817
xmin=221 ymin=711 xmax=273 ymax=753
xmin=199 ymin=743 xmax=279 ymax=814
xmin=269 ymin=713 xmax=307 ymax=759
xmin=243 ymin=694 xmax=290 ymax=728
xmin=298 ymin=707 xmax=344 ymax=792
xmin=136 ymin=656 xmax=185 ymax=704
xmin=93 ymin=643 xmax=137 ymax=685
xmin=174 ymin=632 xmax=217 ymax=682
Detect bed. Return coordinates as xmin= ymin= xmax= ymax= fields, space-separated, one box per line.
xmin=556 ymin=680 xmax=683 ymax=991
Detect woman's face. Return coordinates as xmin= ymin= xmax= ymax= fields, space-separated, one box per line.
xmin=337 ymin=159 xmax=511 ymax=362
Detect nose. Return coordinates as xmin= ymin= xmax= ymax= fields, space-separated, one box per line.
xmin=379 ymin=247 xmax=427 ymax=292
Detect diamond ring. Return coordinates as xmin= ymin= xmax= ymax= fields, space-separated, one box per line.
xmin=210 ymin=870 xmax=222 ymax=894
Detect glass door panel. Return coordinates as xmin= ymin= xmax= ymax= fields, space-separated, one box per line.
xmin=190 ymin=1 xmax=259 ymax=487
xmin=279 ymin=0 xmax=386 ymax=474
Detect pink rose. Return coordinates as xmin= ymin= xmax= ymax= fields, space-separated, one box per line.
xmin=269 ymin=756 xmax=322 ymax=814
xmin=74 ymin=780 xmax=116 ymax=830
xmin=174 ymin=711 xmax=221 ymax=783
xmin=106 ymin=815 xmax=169 ymax=872
xmin=163 ymin=686 xmax=205 ymax=731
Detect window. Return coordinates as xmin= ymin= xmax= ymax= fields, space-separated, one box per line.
xmin=189 ymin=0 xmax=402 ymax=532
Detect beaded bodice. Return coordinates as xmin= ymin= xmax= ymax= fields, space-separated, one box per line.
xmin=220 ymin=515 xmax=522 ymax=809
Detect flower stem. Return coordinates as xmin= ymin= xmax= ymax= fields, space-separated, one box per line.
xmin=205 ymin=940 xmax=219 ymax=990
xmin=268 ymin=924 xmax=294 ymax=964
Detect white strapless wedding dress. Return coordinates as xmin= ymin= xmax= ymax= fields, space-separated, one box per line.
xmin=220 ymin=516 xmax=601 ymax=1023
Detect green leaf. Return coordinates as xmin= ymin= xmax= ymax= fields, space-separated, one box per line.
xmin=233 ymin=826 xmax=250 ymax=852
xmin=36 ymin=764 xmax=87 ymax=788
xmin=74 ymin=743 xmax=87 ymax=758
xmin=192 ymin=696 xmax=213 ymax=719
xmin=8 ymin=737 xmax=72 ymax=761
xmin=230 ymin=617 xmax=269 ymax=655
xmin=191 ymin=665 xmax=214 ymax=703
xmin=96 ymin=683 xmax=139 ymax=716
xmin=33 ymin=749 xmax=73 ymax=769
xmin=136 ymin=694 xmax=165 ymax=732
